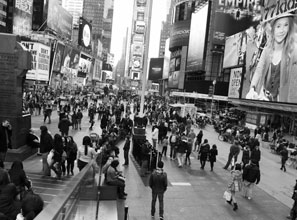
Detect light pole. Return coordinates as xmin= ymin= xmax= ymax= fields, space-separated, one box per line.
xmin=210 ymin=80 xmax=216 ymax=120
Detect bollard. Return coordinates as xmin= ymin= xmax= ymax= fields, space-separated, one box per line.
xmin=124 ymin=205 xmax=129 ymax=220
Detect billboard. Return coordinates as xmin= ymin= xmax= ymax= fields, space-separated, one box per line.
xmin=133 ymin=34 xmax=144 ymax=43
xmin=239 ymin=9 xmax=297 ymax=104
xmin=52 ymin=42 xmax=65 ymax=72
xmin=213 ymin=0 xmax=262 ymax=45
xmin=78 ymin=53 xmax=92 ymax=78
xmin=21 ymin=42 xmax=50 ymax=81
xmin=262 ymin=0 xmax=297 ymax=22
xmin=132 ymin=43 xmax=144 ymax=56
xmin=168 ymin=48 xmax=182 ymax=88
xmin=137 ymin=0 xmax=146 ymax=7
xmin=170 ymin=20 xmax=191 ymax=48
xmin=61 ymin=46 xmax=80 ymax=74
xmin=223 ymin=31 xmax=246 ymax=68
xmin=13 ymin=0 xmax=33 ymax=36
xmin=228 ymin=67 xmax=242 ymax=98
xmin=162 ymin=38 xmax=170 ymax=79
xmin=186 ymin=2 xmax=208 ymax=72
xmin=135 ymin=21 xmax=146 ymax=34
xmin=47 ymin=0 xmax=73 ymax=40
xmin=78 ymin=17 xmax=92 ymax=49
xmin=131 ymin=55 xmax=143 ymax=70
xmin=93 ymin=59 xmax=102 ymax=81
xmin=148 ymin=58 xmax=164 ymax=81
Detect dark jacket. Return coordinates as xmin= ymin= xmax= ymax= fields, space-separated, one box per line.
xmin=241 ymin=148 xmax=250 ymax=164
xmin=242 ymin=163 xmax=260 ymax=184
xmin=149 ymin=169 xmax=168 ymax=194
xmin=250 ymin=149 xmax=261 ymax=163
xmin=40 ymin=132 xmax=53 ymax=153
xmin=209 ymin=148 xmax=218 ymax=162
xmin=8 ymin=161 xmax=31 ymax=189
xmin=0 ymin=125 xmax=12 ymax=152
xmin=123 ymin=139 xmax=130 ymax=151
xmin=229 ymin=144 xmax=240 ymax=157
xmin=58 ymin=118 xmax=72 ymax=133
xmin=280 ymin=148 xmax=289 ymax=161
xmin=0 ymin=183 xmax=20 ymax=220
xmin=199 ymin=143 xmax=210 ymax=161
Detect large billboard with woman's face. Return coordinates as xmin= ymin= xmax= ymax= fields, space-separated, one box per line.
xmin=238 ymin=8 xmax=297 ymax=104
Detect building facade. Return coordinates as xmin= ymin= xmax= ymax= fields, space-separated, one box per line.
xmin=0 ymin=0 xmax=7 ymax=32
xmin=62 ymin=0 xmax=84 ymax=27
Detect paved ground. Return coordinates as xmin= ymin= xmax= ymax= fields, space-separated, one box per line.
xmin=8 ymin=110 xmax=296 ymax=219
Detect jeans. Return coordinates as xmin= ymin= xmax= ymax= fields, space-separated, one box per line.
xmin=224 ymin=154 xmax=238 ymax=169
xmin=152 ymin=139 xmax=157 ymax=149
xmin=42 ymin=152 xmax=50 ymax=176
xmin=177 ymin=153 xmax=184 ymax=167
xmin=151 ymin=192 xmax=164 ymax=217
xmin=242 ymin=181 xmax=255 ymax=198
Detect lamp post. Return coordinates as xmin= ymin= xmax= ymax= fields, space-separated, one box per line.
xmin=210 ymin=80 xmax=216 ymax=120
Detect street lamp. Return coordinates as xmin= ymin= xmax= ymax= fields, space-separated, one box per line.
xmin=210 ymin=80 xmax=216 ymax=120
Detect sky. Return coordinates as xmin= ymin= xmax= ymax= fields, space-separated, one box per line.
xmin=110 ymin=0 xmax=170 ymax=65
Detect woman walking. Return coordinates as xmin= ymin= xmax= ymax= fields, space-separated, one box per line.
xmin=199 ymin=139 xmax=210 ymax=170
xmin=226 ymin=163 xmax=243 ymax=211
xmin=209 ymin=144 xmax=218 ymax=171
xmin=195 ymin=130 xmax=203 ymax=152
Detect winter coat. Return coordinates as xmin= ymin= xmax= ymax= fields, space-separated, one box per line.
xmin=149 ymin=168 xmax=168 ymax=194
xmin=199 ymin=143 xmax=210 ymax=161
xmin=58 ymin=118 xmax=72 ymax=133
xmin=241 ymin=148 xmax=250 ymax=164
xmin=242 ymin=164 xmax=260 ymax=184
xmin=228 ymin=170 xmax=243 ymax=192
xmin=250 ymin=149 xmax=261 ymax=163
xmin=39 ymin=132 xmax=53 ymax=153
xmin=0 ymin=125 xmax=12 ymax=152
xmin=209 ymin=148 xmax=218 ymax=162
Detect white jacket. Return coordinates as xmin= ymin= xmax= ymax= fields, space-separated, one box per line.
xmin=152 ymin=127 xmax=159 ymax=140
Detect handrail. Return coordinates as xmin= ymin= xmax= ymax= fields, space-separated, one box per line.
xmin=34 ymin=162 xmax=93 ymax=220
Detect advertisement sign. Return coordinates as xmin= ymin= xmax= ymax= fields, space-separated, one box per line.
xmin=131 ymin=55 xmax=143 ymax=70
xmin=132 ymin=43 xmax=144 ymax=56
xmin=107 ymin=53 xmax=114 ymax=66
xmin=61 ymin=46 xmax=80 ymax=74
xmin=52 ymin=42 xmax=65 ymax=72
xmin=131 ymin=71 xmax=140 ymax=80
xmin=186 ymin=2 xmax=208 ymax=72
xmin=47 ymin=0 xmax=73 ymax=40
xmin=170 ymin=20 xmax=191 ymax=48
xmin=137 ymin=0 xmax=146 ymax=7
xmin=93 ymin=59 xmax=102 ymax=81
xmin=97 ymin=39 xmax=103 ymax=57
xmin=21 ymin=42 xmax=50 ymax=81
xmin=133 ymin=34 xmax=144 ymax=43
xmin=78 ymin=17 xmax=92 ymax=49
xmin=163 ymin=39 xmax=170 ymax=79
xmin=228 ymin=67 xmax=242 ymax=98
xmin=262 ymin=0 xmax=297 ymax=22
xmin=148 ymin=58 xmax=164 ymax=81
xmin=178 ymin=46 xmax=187 ymax=90
xmin=213 ymin=0 xmax=262 ymax=45
xmin=13 ymin=0 xmax=33 ymax=36
xmin=168 ymin=48 xmax=182 ymax=88
xmin=223 ymin=31 xmax=246 ymax=68
xmin=135 ymin=21 xmax=146 ymax=34
xmin=78 ymin=53 xmax=92 ymax=78
xmin=240 ymin=9 xmax=297 ymax=104
xmin=149 ymin=83 xmax=159 ymax=93
xmin=101 ymin=70 xmax=113 ymax=82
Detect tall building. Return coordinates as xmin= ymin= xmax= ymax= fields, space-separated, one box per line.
xmin=62 ymin=0 xmax=84 ymax=27
xmin=102 ymin=0 xmax=114 ymax=53
xmin=0 ymin=0 xmax=7 ymax=32
xmin=82 ymin=0 xmax=104 ymax=41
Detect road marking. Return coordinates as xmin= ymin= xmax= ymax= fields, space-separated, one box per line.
xmin=171 ymin=182 xmax=191 ymax=186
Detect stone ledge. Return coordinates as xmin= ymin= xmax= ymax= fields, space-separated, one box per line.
xmin=6 ymin=145 xmax=37 ymax=162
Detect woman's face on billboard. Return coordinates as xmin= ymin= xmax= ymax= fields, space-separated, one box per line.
xmin=274 ymin=17 xmax=289 ymax=44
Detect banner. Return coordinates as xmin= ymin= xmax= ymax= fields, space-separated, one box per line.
xmin=132 ymin=43 xmax=144 ymax=56
xmin=213 ymin=0 xmax=262 ymax=45
xmin=223 ymin=31 xmax=246 ymax=68
xmin=78 ymin=53 xmax=92 ymax=78
xmin=162 ymin=39 xmax=170 ymax=79
xmin=13 ymin=0 xmax=33 ymax=36
xmin=52 ymin=42 xmax=65 ymax=72
xmin=228 ymin=67 xmax=242 ymax=98
xmin=21 ymin=42 xmax=50 ymax=81
xmin=186 ymin=2 xmax=208 ymax=72
xmin=78 ymin=17 xmax=92 ymax=49
xmin=47 ymin=0 xmax=73 ymax=40
xmin=240 ymin=8 xmax=297 ymax=104
xmin=148 ymin=58 xmax=164 ymax=81
xmin=93 ymin=59 xmax=102 ymax=81
xmin=168 ymin=48 xmax=182 ymax=88
xmin=170 ymin=20 xmax=191 ymax=48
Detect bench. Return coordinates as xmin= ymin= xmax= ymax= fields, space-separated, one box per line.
xmin=98 ymin=174 xmax=118 ymax=200
xmin=98 ymin=200 xmax=118 ymax=220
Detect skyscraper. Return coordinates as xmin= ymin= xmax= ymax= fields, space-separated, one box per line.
xmin=62 ymin=0 xmax=84 ymax=27
xmin=0 ymin=0 xmax=7 ymax=32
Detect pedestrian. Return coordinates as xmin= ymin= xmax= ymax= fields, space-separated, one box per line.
xmin=39 ymin=126 xmax=53 ymax=177
xmin=50 ymin=134 xmax=64 ymax=180
xmin=194 ymin=130 xmax=203 ymax=152
xmin=176 ymin=134 xmax=187 ymax=168
xmin=169 ymin=132 xmax=177 ymax=160
xmin=65 ymin=136 xmax=77 ymax=176
xmin=152 ymin=125 xmax=159 ymax=149
xmin=58 ymin=115 xmax=72 ymax=137
xmin=123 ymin=135 xmax=131 ymax=166
xmin=223 ymin=140 xmax=241 ymax=170
xmin=0 ymin=120 xmax=12 ymax=162
xmin=71 ymin=110 xmax=78 ymax=130
xmin=209 ymin=144 xmax=218 ymax=171
xmin=199 ymin=139 xmax=210 ymax=170
xmin=161 ymin=136 xmax=169 ymax=158
xmin=242 ymin=159 xmax=260 ymax=200
xmin=76 ymin=109 xmax=83 ymax=130
xmin=43 ymin=104 xmax=52 ymax=124
xmin=280 ymin=145 xmax=289 ymax=172
xmin=226 ymin=163 xmax=243 ymax=211
xmin=250 ymin=144 xmax=261 ymax=167
xmin=184 ymin=137 xmax=192 ymax=166
xmin=241 ymin=145 xmax=250 ymax=169
xmin=77 ymin=136 xmax=97 ymax=174
xmin=149 ymin=161 xmax=168 ymax=220
xmin=287 ymin=180 xmax=297 ymax=220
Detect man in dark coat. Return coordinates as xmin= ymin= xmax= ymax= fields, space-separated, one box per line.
xmin=223 ymin=140 xmax=241 ymax=170
xmin=0 ymin=120 xmax=12 ymax=162
xmin=40 ymin=126 xmax=53 ymax=176
xmin=250 ymin=145 xmax=261 ymax=167
xmin=58 ymin=116 xmax=72 ymax=137
xmin=242 ymin=159 xmax=260 ymax=199
xmin=123 ymin=135 xmax=131 ymax=166
xmin=149 ymin=161 xmax=168 ymax=220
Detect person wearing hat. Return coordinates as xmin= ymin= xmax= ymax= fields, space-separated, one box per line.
xmin=242 ymin=159 xmax=261 ymax=200
xmin=149 ymin=161 xmax=168 ymax=220
xmin=246 ymin=11 xmax=297 ymax=102
xmin=223 ymin=139 xmax=241 ymax=170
